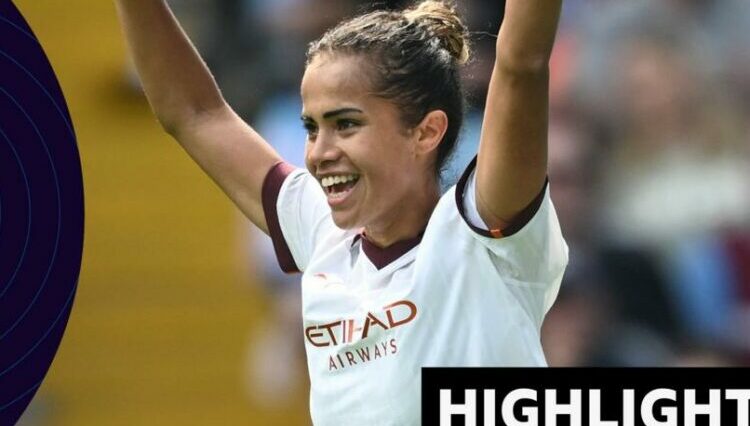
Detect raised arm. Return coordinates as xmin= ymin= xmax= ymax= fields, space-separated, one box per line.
xmin=115 ymin=0 xmax=281 ymax=233
xmin=475 ymin=0 xmax=562 ymax=230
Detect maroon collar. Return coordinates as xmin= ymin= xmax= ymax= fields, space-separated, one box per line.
xmin=352 ymin=231 xmax=424 ymax=270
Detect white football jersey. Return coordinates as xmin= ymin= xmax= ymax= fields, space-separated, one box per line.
xmin=262 ymin=158 xmax=568 ymax=426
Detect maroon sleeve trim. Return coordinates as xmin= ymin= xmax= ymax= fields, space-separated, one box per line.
xmin=261 ymin=161 xmax=300 ymax=273
xmin=455 ymin=156 xmax=548 ymax=239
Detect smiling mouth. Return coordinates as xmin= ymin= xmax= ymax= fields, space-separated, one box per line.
xmin=321 ymin=174 xmax=360 ymax=201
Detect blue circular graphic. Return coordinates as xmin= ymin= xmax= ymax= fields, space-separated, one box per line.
xmin=0 ymin=2 xmax=84 ymax=425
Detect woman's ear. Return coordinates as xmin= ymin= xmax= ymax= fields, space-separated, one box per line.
xmin=414 ymin=110 xmax=448 ymax=156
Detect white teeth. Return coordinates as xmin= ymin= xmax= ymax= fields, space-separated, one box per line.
xmin=321 ymin=174 xmax=359 ymax=188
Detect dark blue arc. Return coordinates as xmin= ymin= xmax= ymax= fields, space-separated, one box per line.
xmin=0 ymin=2 xmax=83 ymax=424
xmin=0 ymin=86 xmax=61 ymax=342
xmin=0 ymin=286 xmax=76 ymax=379
xmin=0 ymin=49 xmax=74 ymax=140
xmin=0 ymin=380 xmax=42 ymax=412
xmin=0 ymin=15 xmax=36 ymax=43
xmin=0 ymin=124 xmax=33 ymax=301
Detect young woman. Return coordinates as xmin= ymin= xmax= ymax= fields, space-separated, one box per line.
xmin=115 ymin=0 xmax=567 ymax=423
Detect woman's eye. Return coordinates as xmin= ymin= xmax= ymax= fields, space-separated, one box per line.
xmin=336 ymin=119 xmax=358 ymax=131
xmin=303 ymin=122 xmax=318 ymax=138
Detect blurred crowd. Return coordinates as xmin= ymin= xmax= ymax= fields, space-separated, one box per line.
xmin=158 ymin=0 xmax=750 ymax=407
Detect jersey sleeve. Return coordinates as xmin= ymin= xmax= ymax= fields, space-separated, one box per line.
xmin=261 ymin=161 xmax=334 ymax=273
xmin=453 ymin=157 xmax=569 ymax=315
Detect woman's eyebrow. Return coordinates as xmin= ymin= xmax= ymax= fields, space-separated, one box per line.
xmin=301 ymin=108 xmax=364 ymax=122
xmin=322 ymin=108 xmax=364 ymax=119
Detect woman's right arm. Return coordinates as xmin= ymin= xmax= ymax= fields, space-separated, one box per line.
xmin=115 ymin=0 xmax=282 ymax=233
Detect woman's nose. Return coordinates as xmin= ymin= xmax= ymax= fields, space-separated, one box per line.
xmin=306 ymin=130 xmax=341 ymax=166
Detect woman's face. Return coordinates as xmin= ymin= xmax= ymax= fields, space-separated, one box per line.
xmin=301 ymin=54 xmax=431 ymax=232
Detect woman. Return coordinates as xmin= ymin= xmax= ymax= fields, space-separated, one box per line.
xmin=115 ymin=0 xmax=567 ymax=424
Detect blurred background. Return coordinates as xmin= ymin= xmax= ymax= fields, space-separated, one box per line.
xmin=14 ymin=0 xmax=750 ymax=424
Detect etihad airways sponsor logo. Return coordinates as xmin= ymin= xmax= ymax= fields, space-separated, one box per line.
xmin=305 ymin=300 xmax=417 ymax=347
xmin=328 ymin=338 xmax=397 ymax=371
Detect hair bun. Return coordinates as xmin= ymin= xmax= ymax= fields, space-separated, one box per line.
xmin=403 ymin=1 xmax=470 ymax=64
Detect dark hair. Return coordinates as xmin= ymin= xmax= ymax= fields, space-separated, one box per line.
xmin=306 ymin=0 xmax=470 ymax=177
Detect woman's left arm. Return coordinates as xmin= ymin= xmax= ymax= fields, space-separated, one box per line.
xmin=475 ymin=0 xmax=562 ymax=230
